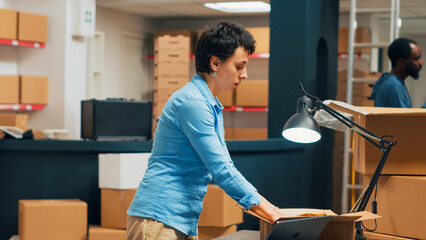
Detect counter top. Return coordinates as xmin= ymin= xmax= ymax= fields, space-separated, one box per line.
xmin=0 ymin=138 xmax=302 ymax=153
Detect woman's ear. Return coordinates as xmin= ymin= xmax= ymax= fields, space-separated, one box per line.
xmin=210 ymin=56 xmax=220 ymax=72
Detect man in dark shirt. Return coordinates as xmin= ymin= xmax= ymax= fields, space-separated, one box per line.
xmin=370 ymin=38 xmax=423 ymax=108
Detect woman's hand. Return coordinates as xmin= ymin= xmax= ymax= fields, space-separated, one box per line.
xmin=249 ymin=194 xmax=287 ymax=223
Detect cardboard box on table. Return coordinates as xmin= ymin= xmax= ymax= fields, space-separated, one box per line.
xmin=327 ymin=101 xmax=426 ymax=175
xmin=198 ymin=184 xmax=243 ymax=227
xmin=101 ymin=189 xmax=137 ymax=229
xmin=253 ymin=208 xmax=379 ymax=240
xmin=0 ymin=113 xmax=28 ymax=130
xmin=361 ymin=175 xmax=426 ymax=239
xmin=19 ymin=199 xmax=87 ymax=240
xmin=88 ymin=225 xmax=126 ymax=240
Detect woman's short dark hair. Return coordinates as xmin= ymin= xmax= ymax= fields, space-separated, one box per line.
xmin=195 ymin=22 xmax=256 ymax=74
xmin=388 ymin=38 xmax=417 ymax=68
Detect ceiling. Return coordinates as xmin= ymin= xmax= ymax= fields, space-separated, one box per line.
xmin=96 ymin=0 xmax=426 ymax=34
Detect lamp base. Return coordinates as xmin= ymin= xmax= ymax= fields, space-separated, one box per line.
xmin=355 ymin=222 xmax=366 ymax=240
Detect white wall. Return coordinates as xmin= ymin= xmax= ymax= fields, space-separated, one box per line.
xmin=403 ymin=34 xmax=426 ymax=108
xmin=95 ymin=7 xmax=157 ymax=101
xmin=0 ymin=0 xmax=97 ymax=139
xmin=155 ymin=16 xmax=269 ymax=31
xmin=0 ymin=0 xmax=68 ymax=133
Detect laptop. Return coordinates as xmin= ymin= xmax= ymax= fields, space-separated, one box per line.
xmin=266 ymin=215 xmax=331 ymax=240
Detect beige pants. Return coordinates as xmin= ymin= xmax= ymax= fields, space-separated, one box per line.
xmin=127 ymin=215 xmax=199 ymax=240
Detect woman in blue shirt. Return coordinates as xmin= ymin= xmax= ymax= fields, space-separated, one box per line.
xmin=127 ymin=22 xmax=285 ymax=240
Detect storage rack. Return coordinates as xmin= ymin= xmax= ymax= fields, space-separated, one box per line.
xmin=341 ymin=0 xmax=400 ymax=213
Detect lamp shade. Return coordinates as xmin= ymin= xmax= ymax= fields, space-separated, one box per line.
xmin=282 ymin=96 xmax=321 ymax=143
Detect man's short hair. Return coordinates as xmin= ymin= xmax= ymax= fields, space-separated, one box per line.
xmin=195 ymin=22 xmax=256 ymax=74
xmin=388 ymin=38 xmax=418 ymax=68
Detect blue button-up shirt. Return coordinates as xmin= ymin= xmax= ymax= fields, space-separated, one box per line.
xmin=127 ymin=74 xmax=261 ymax=236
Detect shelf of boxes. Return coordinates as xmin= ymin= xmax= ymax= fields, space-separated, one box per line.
xmin=0 ymin=104 xmax=45 ymax=111
xmin=223 ymin=106 xmax=268 ymax=112
xmin=0 ymin=38 xmax=45 ymax=48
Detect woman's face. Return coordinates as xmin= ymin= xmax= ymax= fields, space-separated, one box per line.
xmin=215 ymin=46 xmax=249 ymax=94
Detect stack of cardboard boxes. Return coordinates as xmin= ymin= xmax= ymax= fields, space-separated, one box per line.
xmin=152 ymin=33 xmax=191 ymax=134
xmin=93 ymin=153 xmax=151 ymax=240
xmin=198 ymin=184 xmax=243 ymax=239
xmin=330 ymin=103 xmax=426 ymax=240
xmin=97 ymin=155 xmax=240 ymax=239
xmin=336 ymin=70 xmax=381 ymax=107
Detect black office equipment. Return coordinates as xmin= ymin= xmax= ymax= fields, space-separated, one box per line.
xmin=81 ymin=99 xmax=152 ymax=140
xmin=266 ymin=216 xmax=331 ymax=240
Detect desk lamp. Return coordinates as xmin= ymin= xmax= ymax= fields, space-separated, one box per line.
xmin=282 ymin=82 xmax=397 ymax=240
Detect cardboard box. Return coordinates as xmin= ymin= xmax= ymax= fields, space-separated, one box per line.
xmin=246 ymin=27 xmax=270 ymax=53
xmin=363 ymin=231 xmax=416 ymax=240
xmin=0 ymin=113 xmax=28 ymax=130
xmin=154 ymin=34 xmax=190 ymax=51
xmin=88 ymin=225 xmax=126 ymax=240
xmin=233 ymin=128 xmax=267 ymax=140
xmin=338 ymin=27 xmax=371 ymax=54
xmin=198 ymin=184 xmax=243 ymax=227
xmin=217 ymin=91 xmax=234 ymax=107
xmin=101 ymin=189 xmax=137 ymax=229
xmin=224 ymin=128 xmax=234 ymax=140
xmin=256 ymin=209 xmax=378 ymax=240
xmin=198 ymin=225 xmax=237 ymax=240
xmin=235 ymin=80 xmax=268 ymax=107
xmin=155 ymin=31 xmax=197 ymax=54
xmin=19 ymin=199 xmax=87 ymax=240
xmin=99 ymin=153 xmax=150 ymax=189
xmin=18 ymin=12 xmax=48 ymax=43
xmin=20 ymin=76 xmax=48 ymax=104
xmin=361 ymin=175 xmax=426 ymax=239
xmin=154 ymin=88 xmax=180 ymax=104
xmin=154 ymin=62 xmax=189 ymax=77
xmin=223 ymin=111 xmax=267 ymax=129
xmin=0 ymin=75 xmax=19 ymax=104
xmin=0 ymin=9 xmax=18 ymax=39
xmin=153 ymin=101 xmax=167 ymax=116
xmin=328 ymin=102 xmax=426 ymax=175
xmin=154 ymin=48 xmax=189 ymax=64
xmin=154 ymin=76 xmax=187 ymax=91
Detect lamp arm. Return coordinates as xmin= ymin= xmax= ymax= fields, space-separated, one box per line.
xmin=352 ymin=143 xmax=393 ymax=212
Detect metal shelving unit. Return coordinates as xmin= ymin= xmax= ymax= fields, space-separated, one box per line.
xmin=341 ymin=0 xmax=400 ymax=213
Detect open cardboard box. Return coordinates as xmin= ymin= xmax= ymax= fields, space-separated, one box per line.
xmin=243 ymin=208 xmax=379 ymax=240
